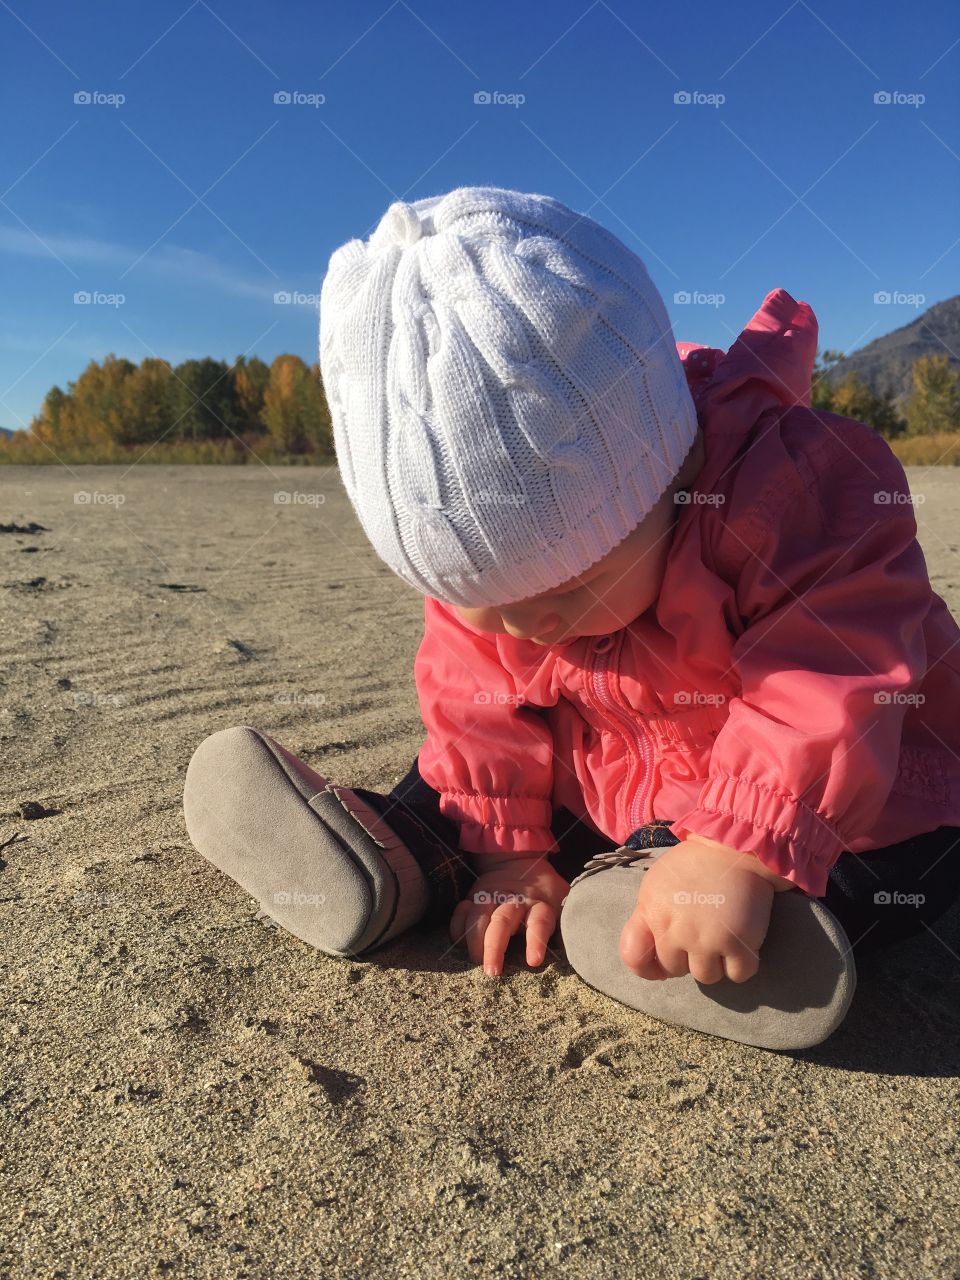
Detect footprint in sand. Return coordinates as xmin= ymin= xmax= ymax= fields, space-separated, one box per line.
xmin=559 ymin=1024 xmax=627 ymax=1069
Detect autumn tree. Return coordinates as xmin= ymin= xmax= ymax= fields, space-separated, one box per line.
xmin=904 ymin=353 xmax=960 ymax=436
xmin=120 ymin=358 xmax=183 ymax=445
xmin=262 ymin=355 xmax=333 ymax=454
xmin=811 ymin=350 xmax=904 ymax=437
xmin=234 ymin=355 xmax=271 ymax=434
xmin=55 ymin=355 xmax=135 ymax=447
xmin=23 ymin=351 xmax=333 ymax=456
xmin=829 ymin=372 xmax=904 ymax=438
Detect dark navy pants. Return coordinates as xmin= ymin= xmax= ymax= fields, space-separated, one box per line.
xmin=354 ymin=755 xmax=960 ymax=955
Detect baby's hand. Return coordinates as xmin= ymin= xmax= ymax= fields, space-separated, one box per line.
xmin=450 ymin=855 xmax=568 ymax=977
xmin=619 ymin=836 xmax=794 ymax=984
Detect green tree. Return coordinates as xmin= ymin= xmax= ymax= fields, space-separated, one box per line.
xmin=30 ymin=385 xmax=67 ymax=443
xmin=811 ymin=348 xmax=845 ymax=412
xmin=304 ymin=362 xmax=334 ymax=454
xmin=904 ymin=353 xmax=960 ymax=436
xmin=173 ymin=358 xmax=241 ymax=441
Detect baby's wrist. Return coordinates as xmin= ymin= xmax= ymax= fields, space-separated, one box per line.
xmin=470 ymin=850 xmax=552 ymax=875
xmin=682 ymin=832 xmax=795 ymax=891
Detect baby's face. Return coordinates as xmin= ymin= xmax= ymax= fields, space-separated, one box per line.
xmin=453 ymin=434 xmax=702 ymax=645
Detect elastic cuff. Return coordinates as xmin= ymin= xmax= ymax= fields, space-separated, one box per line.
xmin=670 ymin=772 xmax=846 ymax=896
xmin=457 ymin=820 xmax=560 ymax=858
xmin=437 ymin=790 xmax=557 ymax=857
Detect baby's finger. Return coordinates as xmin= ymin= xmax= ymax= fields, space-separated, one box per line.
xmin=523 ymin=901 xmax=556 ymax=967
xmin=687 ymin=950 xmax=725 ymax=985
xmin=619 ymin=915 xmax=670 ymax=980
xmin=722 ymin=947 xmax=760 ymax=984
xmin=465 ymin=908 xmax=495 ymax=967
xmin=655 ymin=939 xmax=690 ymax=979
xmin=482 ymin=902 xmax=525 ymax=976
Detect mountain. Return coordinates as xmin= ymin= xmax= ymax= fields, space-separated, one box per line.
xmin=822 ymin=294 xmax=960 ymax=408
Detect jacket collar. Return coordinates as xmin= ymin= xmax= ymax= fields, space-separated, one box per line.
xmin=686 ymin=287 xmax=819 ymax=489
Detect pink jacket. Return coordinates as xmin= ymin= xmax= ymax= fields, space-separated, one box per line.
xmin=412 ymin=288 xmax=960 ymax=897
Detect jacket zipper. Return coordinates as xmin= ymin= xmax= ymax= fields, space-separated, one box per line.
xmin=588 ymin=636 xmax=657 ymax=831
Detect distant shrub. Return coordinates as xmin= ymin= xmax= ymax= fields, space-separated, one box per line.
xmin=0 ymin=432 xmax=334 ymax=466
xmin=888 ymin=432 xmax=960 ymax=466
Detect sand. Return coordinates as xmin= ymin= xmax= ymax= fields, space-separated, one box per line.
xmin=2 ymin=462 xmax=959 ymax=1280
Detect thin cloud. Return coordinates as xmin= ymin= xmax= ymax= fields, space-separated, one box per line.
xmin=0 ymin=224 xmax=285 ymax=302
xmin=0 ymin=331 xmax=197 ymax=362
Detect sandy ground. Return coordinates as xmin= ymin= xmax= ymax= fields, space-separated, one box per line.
xmin=2 ymin=462 xmax=960 ymax=1280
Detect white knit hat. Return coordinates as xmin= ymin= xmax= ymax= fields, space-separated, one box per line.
xmin=318 ymin=185 xmax=698 ymax=608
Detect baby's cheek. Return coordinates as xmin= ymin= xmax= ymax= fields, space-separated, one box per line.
xmin=454 ymin=605 xmax=498 ymax=631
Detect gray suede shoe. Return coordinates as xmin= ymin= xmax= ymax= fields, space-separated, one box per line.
xmin=560 ymin=848 xmax=857 ymax=1051
xmin=183 ymin=725 xmax=429 ymax=957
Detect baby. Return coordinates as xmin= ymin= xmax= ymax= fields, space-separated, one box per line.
xmin=184 ymin=186 xmax=960 ymax=1051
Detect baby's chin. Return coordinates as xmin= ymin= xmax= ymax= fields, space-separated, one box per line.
xmin=530 ymin=610 xmax=650 ymax=646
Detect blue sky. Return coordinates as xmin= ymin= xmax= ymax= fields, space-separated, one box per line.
xmin=1 ymin=0 xmax=958 ymax=432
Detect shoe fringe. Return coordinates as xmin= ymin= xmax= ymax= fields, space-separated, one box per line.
xmin=568 ymin=847 xmax=657 ymax=888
